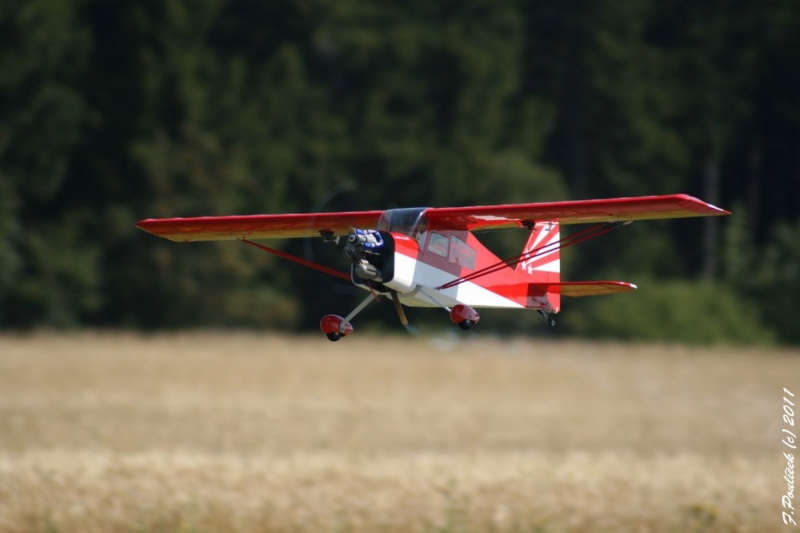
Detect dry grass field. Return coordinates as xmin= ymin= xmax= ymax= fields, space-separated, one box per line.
xmin=0 ymin=332 xmax=797 ymax=533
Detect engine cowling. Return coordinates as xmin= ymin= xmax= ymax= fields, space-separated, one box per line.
xmin=450 ymin=304 xmax=480 ymax=330
xmin=382 ymin=233 xmax=418 ymax=294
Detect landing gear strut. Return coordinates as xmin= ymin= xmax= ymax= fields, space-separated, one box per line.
xmin=390 ymin=290 xmax=408 ymax=326
xmin=417 ymin=287 xmax=481 ymax=332
xmin=538 ymin=309 xmax=557 ymax=328
xmin=320 ymin=289 xmax=412 ymax=341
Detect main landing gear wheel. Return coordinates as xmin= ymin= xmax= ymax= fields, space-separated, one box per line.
xmin=320 ymin=314 xmax=354 ymax=341
xmin=319 ymin=293 xmax=376 ymax=341
xmin=457 ymin=319 xmax=476 ymax=331
xmin=450 ymin=304 xmax=480 ymax=331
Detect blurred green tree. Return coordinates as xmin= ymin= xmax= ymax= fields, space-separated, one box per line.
xmin=0 ymin=0 xmax=98 ymax=326
xmin=0 ymin=0 xmax=797 ymax=343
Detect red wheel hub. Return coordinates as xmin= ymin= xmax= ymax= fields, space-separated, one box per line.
xmin=449 ymin=304 xmax=480 ymax=325
xmin=320 ymin=314 xmax=354 ymax=336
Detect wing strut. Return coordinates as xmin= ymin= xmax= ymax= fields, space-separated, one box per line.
xmin=241 ymin=238 xmax=351 ymax=281
xmin=437 ymin=222 xmax=628 ymax=291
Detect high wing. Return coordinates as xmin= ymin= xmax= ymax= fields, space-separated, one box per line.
xmin=136 ymin=194 xmax=729 ymax=242
xmin=424 ymin=194 xmax=729 ymax=231
xmin=136 ymin=210 xmax=385 ymax=242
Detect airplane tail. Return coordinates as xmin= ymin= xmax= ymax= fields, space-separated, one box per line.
xmin=516 ymin=221 xmax=560 ymax=281
xmin=514 ymin=222 xmax=637 ymax=313
xmin=516 ymin=221 xmax=561 ymax=312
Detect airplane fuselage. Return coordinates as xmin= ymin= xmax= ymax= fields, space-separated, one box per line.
xmin=350 ymin=207 xmax=561 ymax=313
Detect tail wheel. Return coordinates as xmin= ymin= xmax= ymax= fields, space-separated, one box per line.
xmin=326 ymin=332 xmax=342 ymax=342
xmin=538 ymin=309 xmax=557 ymax=328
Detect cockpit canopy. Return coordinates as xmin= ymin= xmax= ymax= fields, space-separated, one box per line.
xmin=377 ymin=207 xmax=429 ymax=239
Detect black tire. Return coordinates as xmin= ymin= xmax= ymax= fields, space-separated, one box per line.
xmin=326 ymin=332 xmax=342 ymax=341
xmin=458 ymin=319 xmax=474 ymax=331
xmin=547 ymin=317 xmax=556 ymax=328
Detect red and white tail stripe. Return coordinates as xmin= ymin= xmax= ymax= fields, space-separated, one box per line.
xmin=517 ymin=221 xmax=560 ymax=280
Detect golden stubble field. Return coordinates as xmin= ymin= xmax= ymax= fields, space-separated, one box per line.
xmin=0 ymin=332 xmax=796 ymax=533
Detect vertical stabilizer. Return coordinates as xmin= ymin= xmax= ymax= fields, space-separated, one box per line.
xmin=516 ymin=221 xmax=561 ymax=311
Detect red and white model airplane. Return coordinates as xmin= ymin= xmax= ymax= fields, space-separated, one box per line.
xmin=137 ymin=194 xmax=729 ymax=341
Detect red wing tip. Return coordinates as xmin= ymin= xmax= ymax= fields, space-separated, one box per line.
xmin=136 ymin=218 xmax=164 ymax=226
xmin=675 ymin=194 xmax=731 ymax=215
xmin=136 ymin=219 xmax=166 ymax=235
xmin=705 ymin=203 xmax=732 ymax=215
xmin=594 ymin=281 xmax=638 ymax=290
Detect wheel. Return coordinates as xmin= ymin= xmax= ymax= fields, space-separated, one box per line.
xmin=458 ymin=319 xmax=475 ymax=331
xmin=547 ymin=317 xmax=556 ymax=328
xmin=320 ymin=314 xmax=353 ymax=340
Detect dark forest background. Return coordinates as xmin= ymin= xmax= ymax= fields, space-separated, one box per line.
xmin=1 ymin=0 xmax=799 ymax=343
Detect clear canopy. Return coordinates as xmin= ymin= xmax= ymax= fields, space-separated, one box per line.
xmin=377 ymin=208 xmax=429 ymax=238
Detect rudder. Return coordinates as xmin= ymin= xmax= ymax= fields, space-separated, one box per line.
xmin=517 ymin=221 xmax=561 ymax=312
xmin=516 ymin=221 xmax=560 ymax=282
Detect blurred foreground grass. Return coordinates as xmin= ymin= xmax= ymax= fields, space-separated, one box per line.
xmin=0 ymin=333 xmax=796 ymax=532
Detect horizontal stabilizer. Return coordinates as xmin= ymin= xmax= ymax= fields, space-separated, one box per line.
xmin=529 ymin=281 xmax=637 ymax=297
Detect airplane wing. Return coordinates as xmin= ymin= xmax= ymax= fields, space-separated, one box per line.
xmin=424 ymin=194 xmax=729 ymax=231
xmin=136 ymin=211 xmax=385 ymax=242
xmin=137 ymin=194 xmax=729 ymax=241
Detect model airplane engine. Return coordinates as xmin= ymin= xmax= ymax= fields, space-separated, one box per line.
xmin=344 ymin=229 xmax=386 ymax=281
